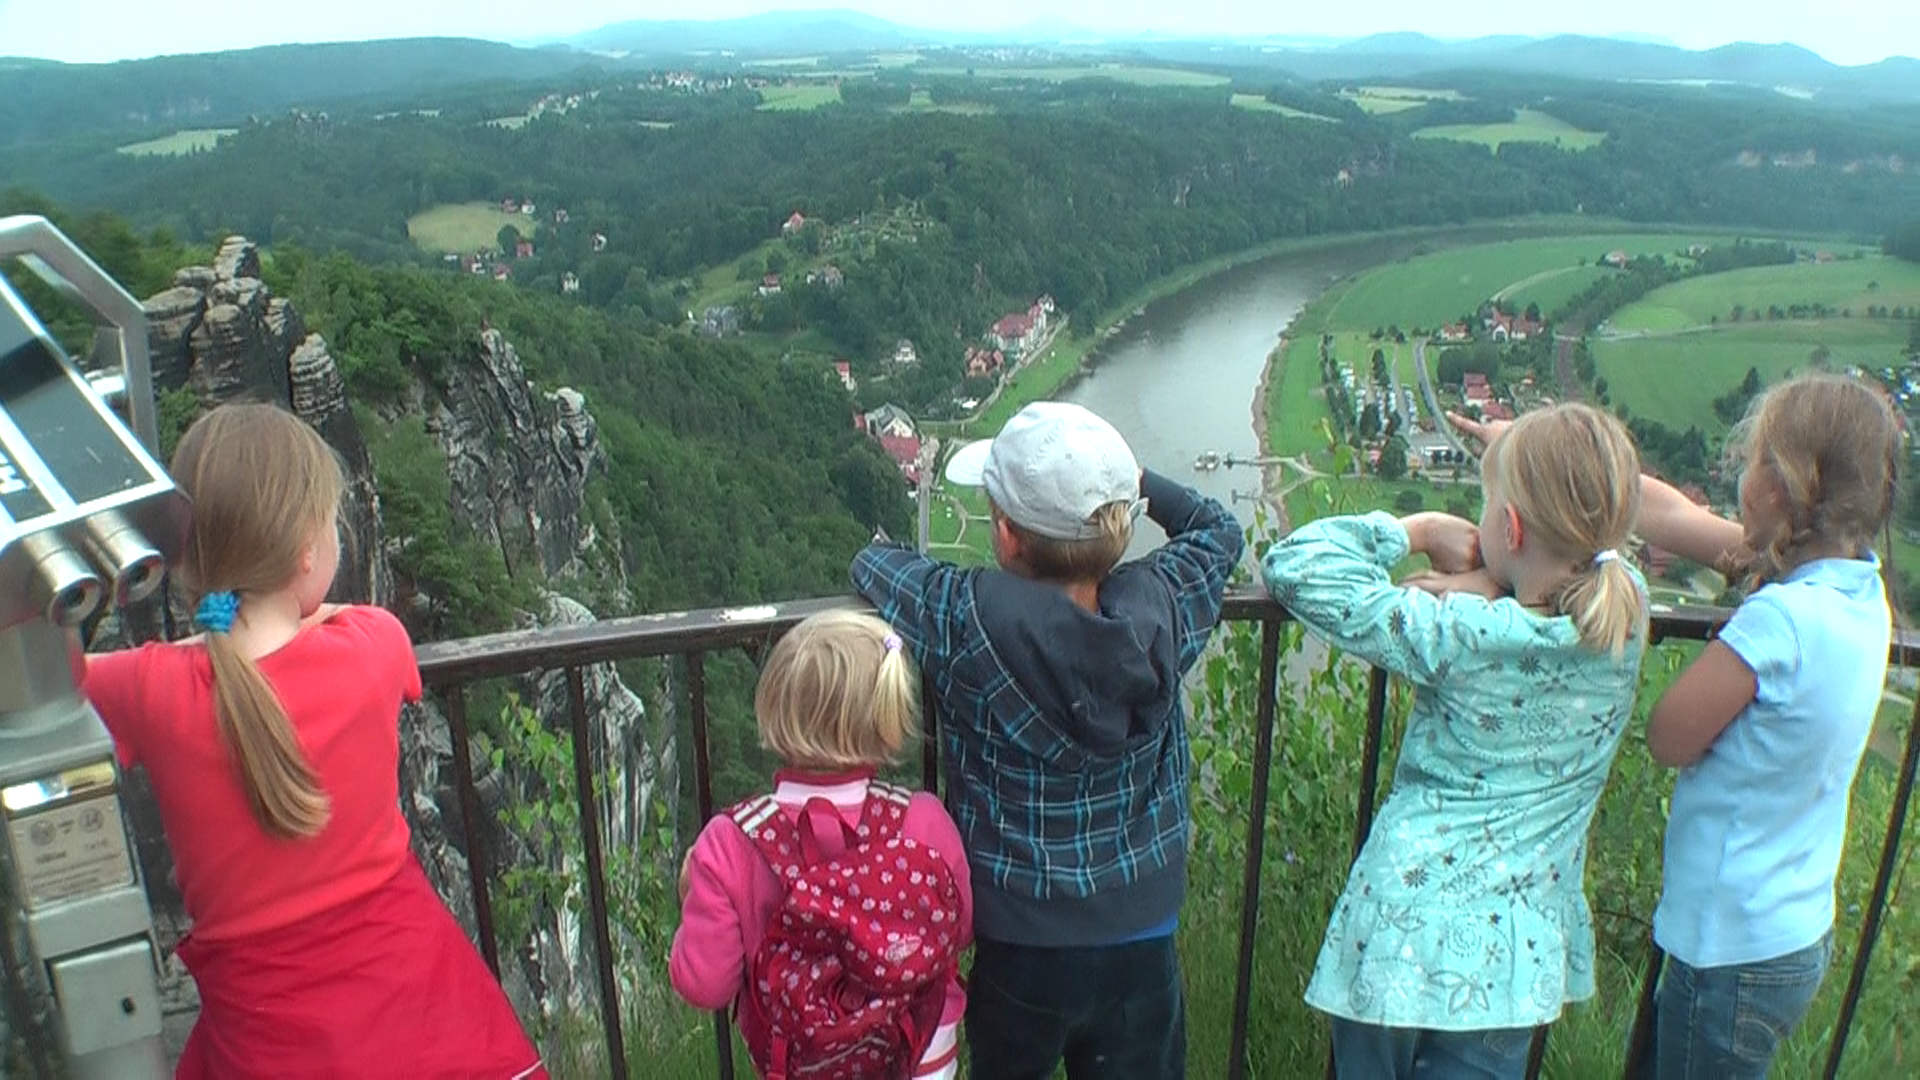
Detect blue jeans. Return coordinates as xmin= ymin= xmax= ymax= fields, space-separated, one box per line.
xmin=1645 ymin=932 xmax=1834 ymax=1079
xmin=1329 ymin=1017 xmax=1534 ymax=1079
xmin=964 ymin=935 xmax=1185 ymax=1080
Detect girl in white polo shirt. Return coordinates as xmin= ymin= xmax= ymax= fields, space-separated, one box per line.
xmin=1630 ymin=372 xmax=1901 ymax=1078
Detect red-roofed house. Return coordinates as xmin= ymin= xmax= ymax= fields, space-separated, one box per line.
xmin=991 ymin=312 xmax=1038 ymax=354
xmin=1603 ymin=250 xmax=1630 ymax=269
xmin=832 ymin=360 xmax=856 ymax=391
xmin=782 ymin=211 xmax=807 ymax=235
xmin=1438 ymin=322 xmax=1471 ymax=343
xmin=515 ymin=239 xmax=535 ymax=259
xmin=1481 ymin=401 xmax=1514 ymax=421
xmin=878 ymin=434 xmax=922 ymax=487
xmin=965 ymin=346 xmax=1005 ymax=379
xmin=758 ymin=273 xmax=782 ymax=296
xmin=491 ymin=264 xmax=512 ymax=282
xmin=1462 ymin=372 xmax=1492 ymax=403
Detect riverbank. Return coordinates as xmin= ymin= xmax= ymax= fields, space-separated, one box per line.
xmin=941 ymin=212 xmax=1646 ymax=440
xmin=1250 ymin=336 xmax=1290 ymax=532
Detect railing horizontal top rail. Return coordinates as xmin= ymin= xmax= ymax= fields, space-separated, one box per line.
xmin=413 ymin=585 xmax=1920 ymax=684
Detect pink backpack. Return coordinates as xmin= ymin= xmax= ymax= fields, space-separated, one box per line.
xmin=728 ymin=781 xmax=963 ymax=1080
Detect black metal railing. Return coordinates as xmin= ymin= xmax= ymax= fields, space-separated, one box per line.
xmin=413 ymin=589 xmax=1920 ymax=1080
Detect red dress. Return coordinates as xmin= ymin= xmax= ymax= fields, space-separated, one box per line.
xmin=87 ymin=606 xmax=544 ymax=1079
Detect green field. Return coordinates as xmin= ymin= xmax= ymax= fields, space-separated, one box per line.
xmin=1339 ymin=85 xmax=1463 ymax=113
xmin=406 ymin=202 xmax=537 ymax=254
xmin=1608 ymin=256 xmax=1920 ymax=332
xmin=920 ymin=65 xmax=1231 ymax=87
xmin=1228 ymin=93 xmax=1337 ymax=122
xmin=894 ymin=89 xmax=992 ymax=115
xmin=116 ymin=128 xmax=237 ymax=156
xmin=1594 ymin=320 xmax=1910 ymax=432
xmin=757 ymin=84 xmax=842 ymax=110
xmin=1414 ymin=108 xmax=1606 ymax=150
xmin=1318 ymin=232 xmax=1722 ymax=332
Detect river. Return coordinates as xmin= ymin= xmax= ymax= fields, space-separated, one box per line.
xmin=1057 ymin=223 xmax=1588 ymax=557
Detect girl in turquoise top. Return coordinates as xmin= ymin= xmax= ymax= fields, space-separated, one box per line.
xmin=1265 ymin=403 xmax=1649 ymax=1079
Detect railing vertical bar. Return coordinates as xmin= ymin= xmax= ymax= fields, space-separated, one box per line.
xmin=1622 ymin=943 xmax=1665 ymax=1077
xmin=1820 ymin=688 xmax=1920 ymax=1079
xmin=687 ymin=652 xmax=736 ymax=1080
xmin=1350 ymin=666 xmax=1391 ymax=859
xmin=442 ymin=683 xmax=500 ymax=978
xmin=920 ymin=668 xmax=940 ymax=795
xmin=1228 ymin=619 xmax=1284 ymax=1080
xmin=1329 ymin=664 xmax=1394 ymax=1080
xmin=564 ymin=667 xmax=628 ymax=1080
xmin=1524 ymin=1025 xmax=1548 ymax=1079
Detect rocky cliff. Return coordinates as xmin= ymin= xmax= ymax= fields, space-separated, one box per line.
xmin=4 ymin=238 xmax=670 ymax=1070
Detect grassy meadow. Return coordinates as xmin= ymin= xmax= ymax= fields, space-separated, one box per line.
xmin=1339 ymin=85 xmax=1465 ymax=113
xmin=1595 ymin=321 xmax=1912 ymax=432
xmin=756 ymin=83 xmax=842 ymax=110
xmin=920 ymin=64 xmax=1231 ymax=87
xmin=406 ymin=202 xmax=538 ymax=254
xmin=1414 ymin=107 xmax=1606 ymax=150
xmin=1229 ymin=93 xmax=1337 ymax=122
xmin=115 ymin=128 xmax=237 ymax=156
xmin=1607 ymin=256 xmax=1920 ymax=332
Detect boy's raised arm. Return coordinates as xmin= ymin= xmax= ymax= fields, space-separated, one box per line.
xmin=1140 ymin=469 xmax=1246 ymax=670
xmin=850 ymin=542 xmax=962 ymax=670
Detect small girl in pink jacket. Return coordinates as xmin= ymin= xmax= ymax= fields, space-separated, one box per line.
xmin=671 ymin=609 xmax=972 ymax=1079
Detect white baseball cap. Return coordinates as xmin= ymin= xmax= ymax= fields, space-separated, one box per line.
xmin=943 ymin=402 xmax=1141 ymax=541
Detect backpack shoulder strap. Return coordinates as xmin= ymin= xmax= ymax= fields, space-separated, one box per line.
xmin=728 ymin=795 xmax=805 ymax=883
xmin=856 ymin=780 xmax=914 ymax=842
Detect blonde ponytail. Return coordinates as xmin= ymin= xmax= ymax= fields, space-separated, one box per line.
xmin=869 ymin=634 xmax=922 ymax=756
xmin=205 ymin=629 xmax=331 ymax=838
xmin=1556 ymin=557 xmax=1649 ymax=658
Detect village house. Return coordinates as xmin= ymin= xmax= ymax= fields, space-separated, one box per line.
xmin=460 ymin=254 xmax=484 ymax=275
xmin=1437 ymin=322 xmax=1472 ymax=343
xmin=698 ymin=306 xmax=740 ymax=337
xmin=990 ymin=311 xmax=1038 ymax=355
xmin=1480 ymin=401 xmax=1515 ymax=422
xmin=591 ymin=232 xmax=608 ymax=253
xmin=1462 ymin=372 xmax=1492 ymax=404
xmin=515 ymin=239 xmax=535 ymax=259
xmin=560 ymin=272 xmax=580 ymax=295
xmin=965 ymin=346 xmax=1005 ymax=380
xmin=758 ymin=273 xmax=782 ymax=296
xmin=806 ymin=265 xmax=845 ymax=289
xmin=491 ymin=264 xmax=511 ymax=283
xmin=782 ymin=211 xmax=807 ymax=235
xmin=553 ymin=208 xmax=570 ymax=225
xmin=520 ymin=201 xmax=537 ymax=217
xmin=833 ymin=360 xmax=856 ymax=392
xmin=500 ymin=198 xmax=520 ymax=213
xmin=877 ymin=434 xmax=923 ymax=487
xmin=1602 ymin=250 xmax=1631 ymax=269
xmin=887 ymin=339 xmax=920 ymax=369
xmin=860 ymin=403 xmax=917 ymax=441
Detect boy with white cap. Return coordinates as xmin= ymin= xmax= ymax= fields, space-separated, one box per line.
xmin=851 ymin=401 xmax=1244 ymax=1079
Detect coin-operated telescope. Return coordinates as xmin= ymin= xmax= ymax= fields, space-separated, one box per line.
xmin=0 ymin=215 xmax=187 ymax=1079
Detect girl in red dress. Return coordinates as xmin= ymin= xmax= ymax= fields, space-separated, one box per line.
xmin=86 ymin=402 xmax=544 ymax=1079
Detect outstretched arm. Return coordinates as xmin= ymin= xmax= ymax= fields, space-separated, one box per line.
xmin=1447 ymin=410 xmax=1746 ymax=574
xmin=1140 ymin=469 xmax=1246 ymax=670
xmin=1638 ymin=472 xmax=1746 ymax=575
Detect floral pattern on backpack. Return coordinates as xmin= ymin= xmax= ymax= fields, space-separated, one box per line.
xmin=730 ymin=782 xmax=963 ymax=1080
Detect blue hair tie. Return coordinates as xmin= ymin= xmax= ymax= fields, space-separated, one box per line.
xmin=195 ymin=591 xmax=241 ymax=634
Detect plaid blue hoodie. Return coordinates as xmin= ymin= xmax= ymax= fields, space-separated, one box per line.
xmin=851 ymin=470 xmax=1243 ymax=946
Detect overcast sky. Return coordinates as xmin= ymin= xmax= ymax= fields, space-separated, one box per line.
xmin=1 ymin=0 xmax=1913 ymax=66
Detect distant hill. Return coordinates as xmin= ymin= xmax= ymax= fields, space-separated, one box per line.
xmin=0 ymin=38 xmax=626 ymax=148
xmin=570 ymin=9 xmax=921 ymax=55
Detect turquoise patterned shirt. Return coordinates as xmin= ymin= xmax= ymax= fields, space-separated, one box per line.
xmin=1262 ymin=512 xmax=1645 ymax=1031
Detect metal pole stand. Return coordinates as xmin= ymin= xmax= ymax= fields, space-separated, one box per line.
xmin=0 ymin=214 xmax=188 ymax=1079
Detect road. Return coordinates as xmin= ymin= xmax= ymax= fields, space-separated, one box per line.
xmin=1412 ymin=338 xmax=1475 ymax=459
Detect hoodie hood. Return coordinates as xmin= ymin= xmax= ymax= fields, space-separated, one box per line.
xmin=972 ymin=565 xmax=1180 ymax=756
